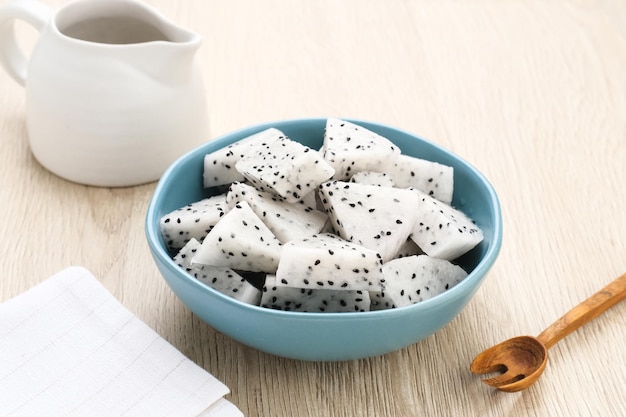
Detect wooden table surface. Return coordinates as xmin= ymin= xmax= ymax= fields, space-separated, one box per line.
xmin=1 ymin=0 xmax=625 ymax=416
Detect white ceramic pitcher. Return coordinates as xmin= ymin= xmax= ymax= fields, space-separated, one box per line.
xmin=0 ymin=0 xmax=209 ymax=187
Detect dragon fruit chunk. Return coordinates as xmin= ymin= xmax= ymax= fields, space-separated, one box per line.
xmin=225 ymin=182 xmax=327 ymax=243
xmin=387 ymin=154 xmax=454 ymax=205
xmin=275 ymin=233 xmax=385 ymax=291
xmin=261 ymin=275 xmax=371 ymax=312
xmin=318 ymin=181 xmax=419 ymax=262
xmin=174 ymin=239 xmax=262 ymax=305
xmin=350 ymin=171 xmax=395 ymax=187
xmin=322 ymin=118 xmax=400 ymax=180
xmin=192 ymin=201 xmax=282 ymax=273
xmin=409 ymin=188 xmax=483 ymax=260
xmin=203 ymin=128 xmax=285 ymax=188
xmin=159 ymin=194 xmax=230 ymax=253
xmin=235 ymin=136 xmax=335 ymax=203
xmin=370 ymin=255 xmax=468 ymax=310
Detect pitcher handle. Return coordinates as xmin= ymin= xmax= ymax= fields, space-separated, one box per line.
xmin=0 ymin=0 xmax=52 ymax=86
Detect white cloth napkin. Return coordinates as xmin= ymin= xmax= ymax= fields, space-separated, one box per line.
xmin=0 ymin=266 xmax=243 ymax=417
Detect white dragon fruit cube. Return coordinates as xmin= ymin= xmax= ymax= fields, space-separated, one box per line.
xmin=203 ymin=128 xmax=285 ymax=188
xmin=386 ymin=154 xmax=454 ymax=205
xmin=322 ymin=118 xmax=401 ymax=180
xmin=192 ymin=201 xmax=282 ymax=273
xmin=174 ymin=238 xmax=261 ymax=305
xmin=370 ymin=255 xmax=468 ymax=310
xmin=409 ymin=188 xmax=483 ymax=260
xmin=225 ymin=182 xmax=327 ymax=243
xmin=159 ymin=194 xmax=230 ymax=252
xmin=261 ymin=275 xmax=370 ymax=312
xmin=275 ymin=233 xmax=385 ymax=291
xmin=318 ymin=180 xmax=420 ymax=262
xmin=235 ymin=136 xmax=335 ymax=203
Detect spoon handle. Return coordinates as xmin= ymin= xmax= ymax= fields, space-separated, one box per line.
xmin=536 ymin=272 xmax=626 ymax=350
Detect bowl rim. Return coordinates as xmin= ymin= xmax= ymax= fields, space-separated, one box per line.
xmin=145 ymin=117 xmax=503 ymax=320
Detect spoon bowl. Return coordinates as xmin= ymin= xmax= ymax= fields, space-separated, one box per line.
xmin=470 ymin=335 xmax=547 ymax=392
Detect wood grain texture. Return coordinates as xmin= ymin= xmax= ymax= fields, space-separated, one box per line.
xmin=1 ymin=1 xmax=624 ymax=416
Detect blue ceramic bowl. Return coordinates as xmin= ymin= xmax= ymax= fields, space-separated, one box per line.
xmin=145 ymin=118 xmax=502 ymax=361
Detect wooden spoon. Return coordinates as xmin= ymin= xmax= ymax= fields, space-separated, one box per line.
xmin=470 ymin=272 xmax=626 ymax=392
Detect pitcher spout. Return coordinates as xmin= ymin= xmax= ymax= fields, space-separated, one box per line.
xmin=133 ymin=33 xmax=202 ymax=84
xmin=108 ymin=0 xmax=203 ymax=84
xmin=52 ymin=0 xmax=203 ymax=83
xmin=142 ymin=0 xmax=202 ymax=48
xmin=133 ymin=0 xmax=202 ymax=84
